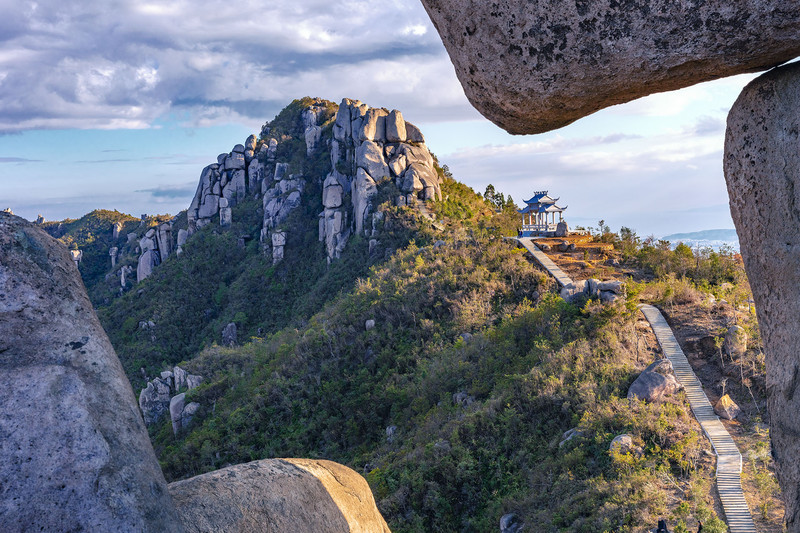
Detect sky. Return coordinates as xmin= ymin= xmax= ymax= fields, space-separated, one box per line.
xmin=0 ymin=0 xmax=763 ymax=237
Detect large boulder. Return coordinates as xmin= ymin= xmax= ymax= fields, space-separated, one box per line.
xmin=724 ymin=62 xmax=800 ymax=526
xmin=0 ymin=213 xmax=182 ymax=531
xmin=169 ymin=458 xmax=391 ymax=533
xmin=419 ymin=0 xmax=800 ymax=134
xmin=724 ymin=324 xmax=748 ymax=358
xmin=139 ymin=377 xmax=172 ymax=425
xmin=627 ymin=359 xmax=682 ymax=402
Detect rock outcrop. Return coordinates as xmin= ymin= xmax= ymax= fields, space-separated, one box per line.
xmin=419 ymin=0 xmax=800 ymax=134
xmin=321 ymin=98 xmax=441 ymax=260
xmin=560 ymin=278 xmax=625 ymax=304
xmin=627 ymin=359 xmax=682 ymax=403
xmin=181 ymin=98 xmax=440 ymax=265
xmin=169 ymin=458 xmax=391 ymax=533
xmin=170 ymin=393 xmax=200 ymax=435
xmin=0 ymin=212 xmax=183 ymax=532
xmin=139 ymin=364 xmax=202 ymax=426
xmin=724 ymin=324 xmax=748 ymax=358
xmin=724 ymin=62 xmax=800 ymax=526
xmin=222 ymin=322 xmax=237 ymax=346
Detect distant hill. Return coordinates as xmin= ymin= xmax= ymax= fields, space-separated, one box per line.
xmin=662 ymin=229 xmax=738 ymax=242
xmin=662 ymin=228 xmax=739 ymax=251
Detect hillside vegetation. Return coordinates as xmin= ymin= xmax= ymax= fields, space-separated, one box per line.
xmin=49 ymin=100 xmax=780 ymax=532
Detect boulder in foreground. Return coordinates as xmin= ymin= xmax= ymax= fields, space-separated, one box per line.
xmin=420 ymin=0 xmax=800 ymax=133
xmin=170 ymin=458 xmax=391 ymax=532
xmin=724 ymin=62 xmax=800 ymax=527
xmin=0 ymin=212 xmax=182 ymax=532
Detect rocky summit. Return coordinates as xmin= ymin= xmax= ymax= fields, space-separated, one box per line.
xmin=183 ymin=97 xmax=441 ymax=264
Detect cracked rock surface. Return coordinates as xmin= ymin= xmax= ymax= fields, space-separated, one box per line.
xmin=0 ymin=212 xmax=183 ymax=532
xmin=420 ymin=0 xmax=800 ymax=133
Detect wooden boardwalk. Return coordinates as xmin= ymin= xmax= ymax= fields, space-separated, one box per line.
xmin=639 ymin=304 xmax=757 ymax=533
xmin=513 ymin=237 xmax=573 ymax=287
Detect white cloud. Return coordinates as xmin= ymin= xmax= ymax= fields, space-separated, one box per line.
xmin=0 ymin=0 xmax=453 ymax=133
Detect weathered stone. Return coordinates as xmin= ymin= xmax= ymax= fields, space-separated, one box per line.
xmin=724 ymin=63 xmax=800 ymax=524
xmin=365 ymin=319 xmax=376 ymax=331
xmin=109 ymin=246 xmax=118 ymax=268
xmin=244 ymin=134 xmax=257 ymax=152
xmin=169 ymin=458 xmax=391 ymax=533
xmin=356 ymin=140 xmax=391 ymax=182
xmin=112 ymin=221 xmax=122 ymax=239
xmin=225 ymin=151 xmax=245 ymax=170
xmin=198 ymin=194 xmax=219 ymax=219
xmin=405 ymin=121 xmax=424 ymax=143
xmin=714 ymin=394 xmax=741 ymax=420
xmin=609 ymin=434 xmax=641 ymax=456
xmin=177 ymin=229 xmax=188 ymax=247
xmin=558 ymin=427 xmax=586 ymax=448
xmin=229 ymin=169 xmax=246 ymax=204
xmin=274 ymin=162 xmax=289 ymax=181
xmin=385 ymin=110 xmax=406 ymax=143
xmin=353 ymin=168 xmax=378 ymax=235
xmin=219 ymin=206 xmax=232 ymax=227
xmin=169 ymin=393 xmax=196 ymax=435
xmin=597 ymin=280 xmax=625 ymax=294
xmin=186 ymin=375 xmax=203 ymax=390
xmin=555 ymin=221 xmax=569 ymax=237
xmin=389 ymin=153 xmax=408 ymax=177
xmin=139 ymin=377 xmax=172 ymax=425
xmin=0 ymin=213 xmax=182 ymax=532
xmin=323 ymin=174 xmax=344 ymax=208
xmin=420 ymin=0 xmax=800 ymax=134
xmin=173 ymin=365 xmax=187 ymax=391
xmin=627 ymin=359 xmax=682 ymax=402
xmin=560 ymin=279 xmax=588 ymax=303
xmin=137 ymin=249 xmax=160 ymax=283
xmin=247 ymin=159 xmax=263 ymax=192
xmin=222 ymin=322 xmax=237 ymax=346
xmin=305 ymin=125 xmax=322 ymax=155
xmin=359 ymin=108 xmax=388 ymax=142
xmin=232 ymin=144 xmax=245 ymax=154
xmin=724 ymin=324 xmax=748 ymax=358
xmin=157 ymin=223 xmax=172 ymax=259
xmin=500 ymin=513 xmax=524 ymax=533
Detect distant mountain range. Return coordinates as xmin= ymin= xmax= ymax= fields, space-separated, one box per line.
xmin=662 ymin=228 xmax=739 ymax=251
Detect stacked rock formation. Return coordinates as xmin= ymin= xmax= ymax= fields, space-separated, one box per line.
xmin=137 ymin=221 xmax=174 ymax=282
xmin=560 ymin=278 xmax=625 ymax=304
xmin=139 ymin=364 xmax=203 ymax=427
xmin=187 ymin=136 xmax=260 ymax=232
xmin=321 ymin=98 xmax=441 ymax=260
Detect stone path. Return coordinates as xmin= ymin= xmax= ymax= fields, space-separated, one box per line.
xmin=513 ymin=237 xmax=573 ymax=287
xmin=639 ymin=304 xmax=757 ymax=533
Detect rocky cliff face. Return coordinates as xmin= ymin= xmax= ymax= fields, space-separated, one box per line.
xmin=0 ymin=212 xmax=183 ymax=532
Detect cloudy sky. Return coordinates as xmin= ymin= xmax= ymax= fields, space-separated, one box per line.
xmin=0 ymin=0 xmax=759 ymax=236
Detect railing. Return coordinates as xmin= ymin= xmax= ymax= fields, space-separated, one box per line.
xmin=521 ymin=223 xmax=558 ymax=232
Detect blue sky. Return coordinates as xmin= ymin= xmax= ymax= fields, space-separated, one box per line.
xmin=0 ymin=0 xmax=759 ymax=236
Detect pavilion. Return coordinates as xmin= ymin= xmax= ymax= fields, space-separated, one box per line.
xmin=519 ymin=191 xmax=567 ymax=236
